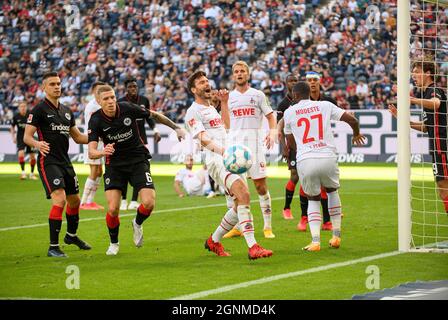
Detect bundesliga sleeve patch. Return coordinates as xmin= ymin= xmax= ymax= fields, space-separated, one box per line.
xmin=27 ymin=114 xmax=33 ymax=123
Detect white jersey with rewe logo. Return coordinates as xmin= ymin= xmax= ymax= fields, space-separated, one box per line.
xmin=228 ymin=87 xmax=273 ymax=144
xmin=283 ymin=99 xmax=345 ymax=162
xmin=184 ymin=102 xmax=227 ymax=160
xmin=175 ymin=168 xmax=203 ymax=195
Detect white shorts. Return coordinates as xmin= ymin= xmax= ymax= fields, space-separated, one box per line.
xmin=297 ymin=157 xmax=340 ymax=196
xmin=206 ymin=154 xmax=243 ymax=196
xmin=83 ymin=141 xmax=104 ymax=165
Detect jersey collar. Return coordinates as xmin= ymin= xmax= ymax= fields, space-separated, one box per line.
xmin=44 ymin=98 xmax=60 ymax=110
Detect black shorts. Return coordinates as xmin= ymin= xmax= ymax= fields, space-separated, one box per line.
xmin=38 ymin=163 xmax=79 ymax=199
xmin=431 ymin=151 xmax=448 ymax=182
xmin=103 ymin=161 xmax=155 ymax=194
xmin=17 ymin=139 xmax=36 ymax=154
xmin=287 ymin=149 xmax=297 ymax=171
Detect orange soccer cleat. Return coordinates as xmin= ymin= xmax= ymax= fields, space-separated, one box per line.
xmin=204 ymin=235 xmax=231 ymax=257
xmin=329 ymin=236 xmax=341 ymax=249
xmin=248 ymin=244 xmax=273 ymax=260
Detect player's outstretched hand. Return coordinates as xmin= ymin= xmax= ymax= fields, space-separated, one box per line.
xmin=37 ymin=140 xmax=50 ymax=156
xmin=352 ymin=134 xmax=367 ymax=146
xmin=388 ymin=104 xmax=397 ymax=118
xmin=103 ymin=143 xmax=115 ymax=156
xmin=175 ymin=128 xmax=186 ymax=141
xmin=216 ymin=89 xmax=229 ymax=103
xmin=265 ymin=131 xmax=276 ymax=149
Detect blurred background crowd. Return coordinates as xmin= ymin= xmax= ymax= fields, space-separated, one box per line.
xmin=0 ymin=0 xmax=446 ymax=126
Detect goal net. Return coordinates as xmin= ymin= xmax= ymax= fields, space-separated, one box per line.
xmin=402 ymin=0 xmax=448 ymax=252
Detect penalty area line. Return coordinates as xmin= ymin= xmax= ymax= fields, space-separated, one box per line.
xmin=169 ymin=250 xmax=403 ymax=300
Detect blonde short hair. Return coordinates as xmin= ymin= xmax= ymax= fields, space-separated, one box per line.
xmin=232 ymin=61 xmax=250 ymax=74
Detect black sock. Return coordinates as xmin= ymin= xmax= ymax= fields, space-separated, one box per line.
xmin=209 ymin=176 xmax=215 ymax=192
xmin=284 ymin=189 xmax=295 ymax=210
xmin=49 ymin=219 xmax=62 ymax=246
xmin=108 ymin=226 xmax=119 ymax=244
xmin=300 ymin=195 xmax=308 ymax=218
xmin=66 ymin=214 xmax=79 ymax=235
xmin=31 ymin=163 xmax=35 ymax=173
xmin=132 ymin=187 xmax=139 ymax=202
xmin=20 ymin=162 xmax=25 ymax=171
xmin=122 ymin=184 xmax=128 ymax=201
xmin=321 ymin=198 xmax=330 ymax=223
xmin=135 ymin=206 xmax=151 ymax=225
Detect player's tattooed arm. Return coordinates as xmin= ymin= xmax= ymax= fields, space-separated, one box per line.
xmin=388 ymin=104 xmax=427 ymax=133
xmin=150 ymin=110 xmax=186 ymax=141
xmin=88 ymin=141 xmax=115 ymax=159
xmin=24 ymin=124 xmax=50 ymax=156
xmin=70 ymin=126 xmax=88 ymax=144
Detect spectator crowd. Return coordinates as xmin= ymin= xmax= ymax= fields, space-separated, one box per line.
xmin=0 ymin=0 xmax=446 ymax=126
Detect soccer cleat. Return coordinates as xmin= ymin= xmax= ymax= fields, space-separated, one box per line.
xmin=128 ymin=201 xmax=140 ymax=210
xmin=248 ymin=244 xmax=273 ymax=260
xmin=90 ymin=202 xmax=104 ymax=210
xmin=80 ymin=203 xmax=97 ymax=210
xmin=297 ymin=216 xmax=308 ymax=232
xmin=206 ymin=191 xmax=216 ymax=198
xmin=20 ymin=172 xmax=27 ymax=180
xmin=132 ymin=219 xmax=144 ymax=248
xmin=204 ymin=235 xmax=231 ymax=256
xmin=263 ymin=228 xmax=276 ymax=239
xmin=29 ymin=173 xmax=38 ymax=180
xmin=106 ymin=243 xmax=120 ymax=255
xmin=329 ymin=236 xmax=341 ymax=249
xmin=47 ymin=246 xmax=68 ymax=258
xmin=282 ymin=208 xmax=294 ymax=220
xmin=120 ymin=200 xmax=128 ymax=211
xmin=302 ymin=242 xmax=321 ymax=251
xmin=322 ymin=221 xmax=333 ymax=231
xmin=64 ymin=234 xmax=92 ymax=250
xmin=222 ymin=227 xmax=242 ymax=239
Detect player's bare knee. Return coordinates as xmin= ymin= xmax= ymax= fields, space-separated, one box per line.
xmin=141 ymin=198 xmax=155 ymax=211
xmin=108 ymin=205 xmax=120 ymax=216
xmin=67 ymin=196 xmax=80 ymax=208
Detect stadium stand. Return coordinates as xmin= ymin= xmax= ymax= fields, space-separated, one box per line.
xmin=1 ymin=0 xmax=443 ymax=126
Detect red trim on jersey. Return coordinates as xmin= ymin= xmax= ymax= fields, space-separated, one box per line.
xmin=37 ymin=128 xmax=51 ymax=192
xmin=442 ymin=153 xmax=448 ymax=178
xmin=100 ymin=103 xmax=121 ymax=122
xmin=44 ymin=98 xmax=59 ymax=110
xmin=135 ymin=121 xmax=146 ymax=145
xmin=435 ymin=107 xmax=441 ymax=154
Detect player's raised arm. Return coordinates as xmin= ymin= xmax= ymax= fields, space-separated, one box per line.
xmin=149 ymin=110 xmax=186 ymax=141
xmin=388 ymin=104 xmax=427 ymax=133
xmin=216 ymin=89 xmax=230 ymax=129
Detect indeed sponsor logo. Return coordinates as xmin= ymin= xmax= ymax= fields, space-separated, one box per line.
xmin=50 ymin=123 xmax=70 ymax=132
xmin=107 ymin=129 xmax=133 ymax=142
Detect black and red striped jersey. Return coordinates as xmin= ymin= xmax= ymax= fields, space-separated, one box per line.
xmin=419 ymin=83 xmax=448 ymax=153
xmin=27 ymin=98 xmax=75 ymax=165
xmin=118 ymin=94 xmax=154 ymax=144
xmin=88 ymin=101 xmax=152 ymax=166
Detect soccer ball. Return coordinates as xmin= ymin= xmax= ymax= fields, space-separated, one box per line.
xmin=223 ymin=144 xmax=253 ymax=174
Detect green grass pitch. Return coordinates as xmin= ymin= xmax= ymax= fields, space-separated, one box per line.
xmin=0 ymin=163 xmax=447 ymax=300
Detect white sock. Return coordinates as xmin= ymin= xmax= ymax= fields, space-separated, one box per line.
xmin=307 ymin=200 xmax=321 ymax=243
xmin=212 ymin=208 xmax=238 ymax=242
xmin=81 ymin=178 xmax=95 ymax=204
xmin=259 ymin=191 xmax=272 ymax=230
xmin=237 ymin=205 xmax=256 ymax=248
xmin=327 ymin=191 xmax=342 ymax=238
xmin=225 ymin=194 xmax=234 ymax=209
xmin=86 ymin=178 xmax=99 ymax=204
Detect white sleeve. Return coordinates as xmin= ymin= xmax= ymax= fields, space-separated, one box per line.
xmin=259 ymin=91 xmax=273 ymax=116
xmin=175 ymin=169 xmax=184 ymax=182
xmin=283 ymin=110 xmax=292 ymax=135
xmin=185 ymin=108 xmax=205 ymax=139
xmin=329 ymin=102 xmax=345 ymax=121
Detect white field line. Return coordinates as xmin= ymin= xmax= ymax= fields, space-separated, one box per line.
xmin=0 ymin=192 xmax=391 ymax=232
xmin=170 ymin=251 xmax=403 ymax=300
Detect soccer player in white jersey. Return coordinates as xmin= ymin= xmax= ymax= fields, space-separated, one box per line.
xmin=282 ymin=82 xmax=366 ymax=251
xmin=80 ymin=82 xmax=105 ymax=210
xmin=174 ymin=154 xmax=212 ymax=197
xmin=224 ymin=61 xmax=277 ymax=239
xmin=184 ymin=70 xmax=273 ymax=260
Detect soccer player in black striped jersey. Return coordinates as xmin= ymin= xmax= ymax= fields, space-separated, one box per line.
xmin=11 ymin=102 xmax=37 ymax=180
xmin=118 ymin=78 xmax=161 ymax=210
xmin=88 ymin=85 xmax=185 ymax=255
xmin=389 ymin=61 xmax=448 ymax=214
xmin=24 ymin=72 xmax=91 ymax=258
